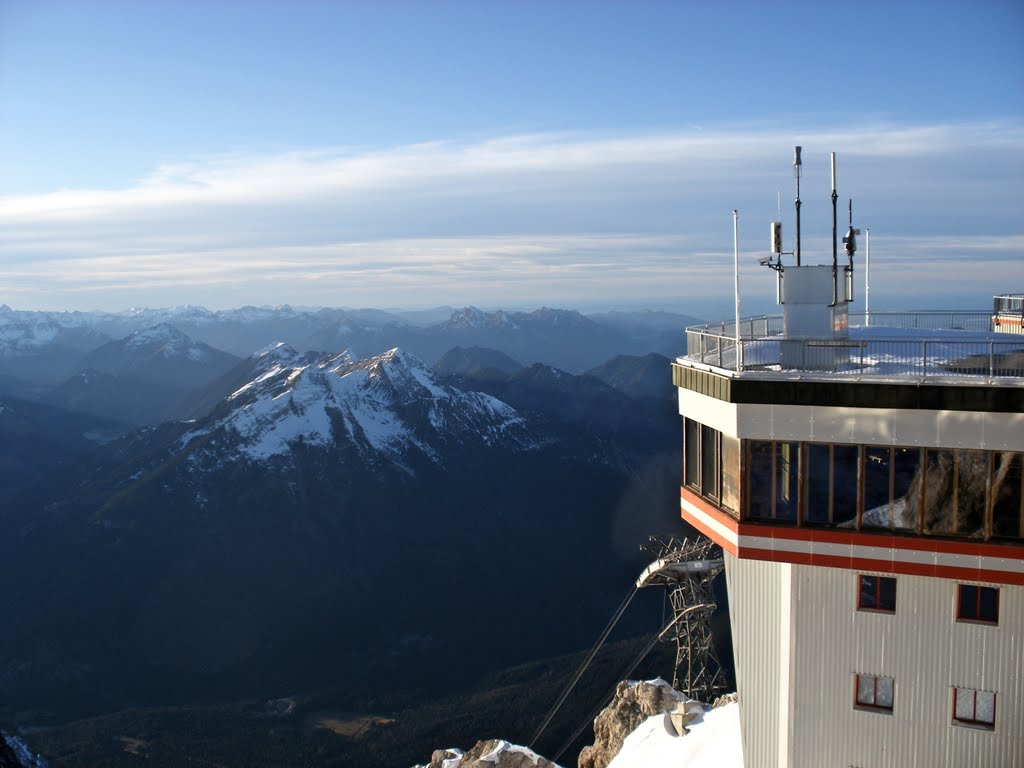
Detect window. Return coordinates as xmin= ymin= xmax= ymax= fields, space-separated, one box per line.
xmin=683 ymin=419 xmax=737 ymax=515
xmin=858 ymin=575 xmax=896 ymax=612
xmin=855 ymin=674 xmax=894 ymax=712
xmin=957 ymin=585 xmax=999 ymax=624
xmin=701 ymin=424 xmax=719 ymax=500
xmin=953 ymin=687 xmax=996 ymax=729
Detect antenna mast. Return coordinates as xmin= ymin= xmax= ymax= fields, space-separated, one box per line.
xmin=794 ymin=146 xmax=802 ymax=266
xmin=830 ymin=152 xmax=838 ymax=305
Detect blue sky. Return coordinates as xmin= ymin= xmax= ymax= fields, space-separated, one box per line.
xmin=1 ymin=1 xmax=1022 ymax=315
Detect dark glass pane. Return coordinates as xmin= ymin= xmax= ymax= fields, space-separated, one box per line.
xmin=833 ymin=445 xmax=858 ymax=526
xmin=922 ymin=449 xmax=956 ymax=534
xmin=863 ymin=447 xmax=891 ymax=529
xmin=958 ymin=584 xmax=978 ymax=620
xmin=992 ymin=453 xmax=1023 ymax=540
xmin=979 ymin=586 xmax=999 ymax=623
xmin=956 ymin=450 xmax=988 ymax=537
xmin=775 ymin=442 xmax=798 ymax=522
xmin=859 ymin=576 xmax=877 ymax=609
xmin=748 ymin=441 xmax=773 ymax=519
xmin=878 ymin=577 xmax=897 ymax=611
xmin=685 ymin=419 xmax=700 ymax=490
xmin=702 ymin=424 xmax=718 ymax=499
xmin=805 ymin=444 xmax=831 ymax=524
xmin=892 ymin=448 xmax=921 ymax=530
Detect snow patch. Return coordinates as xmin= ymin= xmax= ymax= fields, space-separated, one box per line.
xmin=479 ymin=741 xmax=548 ymax=765
xmin=607 ymin=700 xmax=742 ymax=768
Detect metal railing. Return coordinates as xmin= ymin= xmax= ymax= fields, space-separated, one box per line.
xmin=684 ymin=312 xmax=1024 ymax=380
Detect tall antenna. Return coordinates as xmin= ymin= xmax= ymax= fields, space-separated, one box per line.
xmin=830 ymin=152 xmax=838 ymax=305
xmin=794 ymin=146 xmax=803 ymax=266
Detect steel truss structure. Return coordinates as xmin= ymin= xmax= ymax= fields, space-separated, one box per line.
xmin=637 ymin=535 xmax=729 ymax=702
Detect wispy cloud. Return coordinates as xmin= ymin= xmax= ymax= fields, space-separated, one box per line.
xmin=1 ymin=120 xmax=1021 ymax=310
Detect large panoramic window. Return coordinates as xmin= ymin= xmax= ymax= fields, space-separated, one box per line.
xmin=734 ymin=439 xmax=1020 ymax=541
xmin=953 ymin=687 xmax=996 ymax=729
xmin=855 ymin=674 xmax=895 ymax=712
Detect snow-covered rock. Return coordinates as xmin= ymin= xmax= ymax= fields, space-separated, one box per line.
xmin=578 ymin=678 xmax=686 ymax=768
xmin=183 ymin=347 xmax=529 ymax=465
xmin=412 ymin=681 xmax=741 ymax=768
xmin=606 ymin=698 xmax=741 ymax=768
xmin=414 ymin=740 xmax=560 ymax=768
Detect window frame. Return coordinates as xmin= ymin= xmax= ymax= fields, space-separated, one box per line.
xmin=952 ymin=687 xmax=996 ymax=730
xmin=956 ymin=584 xmax=999 ymax=625
xmin=854 ymin=673 xmax=895 ymax=713
xmin=857 ymin=574 xmax=897 ymax=614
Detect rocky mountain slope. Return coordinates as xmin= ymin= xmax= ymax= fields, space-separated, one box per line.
xmin=0 ymin=346 xmax=679 ymax=720
xmin=43 ymin=324 xmax=240 ymax=426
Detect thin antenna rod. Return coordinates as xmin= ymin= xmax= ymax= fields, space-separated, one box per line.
xmin=865 ymin=228 xmax=871 ymax=325
xmin=794 ymin=146 xmax=802 ymax=266
xmin=830 ymin=152 xmax=838 ymax=304
xmin=733 ymin=209 xmax=742 ymax=372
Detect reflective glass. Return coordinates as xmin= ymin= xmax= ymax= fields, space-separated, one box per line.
xmin=775 ymin=442 xmax=798 ymax=521
xmin=955 ymin=689 xmax=974 ymax=720
xmin=833 ymin=445 xmax=858 ymax=526
xmin=875 ymin=677 xmax=894 ymax=708
xmin=993 ymin=453 xmax=1023 ymax=540
xmin=976 ymin=691 xmax=995 ymax=723
xmin=805 ymin=444 xmax=831 ymax=524
xmin=923 ymin=450 xmax=956 ymax=534
xmin=863 ymin=447 xmax=891 ymax=529
xmin=721 ymin=434 xmax=741 ymax=515
xmin=684 ymin=419 xmax=700 ymax=489
xmin=748 ymin=441 xmax=773 ymax=519
xmin=957 ymin=450 xmax=988 ymax=536
xmin=857 ymin=675 xmax=874 ymax=705
xmin=892 ymin=448 xmax=921 ymax=530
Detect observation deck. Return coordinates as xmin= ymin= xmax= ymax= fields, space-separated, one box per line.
xmin=673 ymin=308 xmax=1024 ymax=585
xmin=680 ymin=310 xmax=1024 ymax=385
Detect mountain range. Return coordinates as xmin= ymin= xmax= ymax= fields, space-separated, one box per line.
xmin=0 ymin=307 xmax=693 ymax=730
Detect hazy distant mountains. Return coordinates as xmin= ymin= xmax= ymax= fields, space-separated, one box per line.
xmin=0 ymin=304 xmax=700 ymax=405
xmin=0 ymin=303 xmax=697 ymax=724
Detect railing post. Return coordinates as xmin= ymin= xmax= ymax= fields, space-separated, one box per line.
xmin=989 ymin=341 xmax=995 ymax=379
xmin=922 ymin=341 xmax=927 ymax=378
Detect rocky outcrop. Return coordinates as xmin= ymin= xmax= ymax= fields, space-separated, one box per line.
xmin=577 ymin=678 xmax=700 ymax=768
xmin=416 ymin=740 xmax=560 ymax=768
xmin=712 ymin=692 xmax=739 ymax=708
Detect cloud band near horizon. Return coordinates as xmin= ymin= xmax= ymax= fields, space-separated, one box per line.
xmin=1 ymin=120 xmax=1021 ymax=312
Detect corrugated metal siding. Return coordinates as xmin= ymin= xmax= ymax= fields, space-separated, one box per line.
xmin=725 ymin=554 xmax=783 ymax=768
xmin=789 ymin=566 xmax=1024 ymax=767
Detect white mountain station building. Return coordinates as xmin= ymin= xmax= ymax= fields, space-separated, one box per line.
xmin=674 ymin=152 xmax=1024 ymax=767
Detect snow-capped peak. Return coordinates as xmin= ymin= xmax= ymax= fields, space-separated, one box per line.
xmin=185 ymin=347 xmax=529 ymax=466
xmin=122 ymin=323 xmax=213 ymax=362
